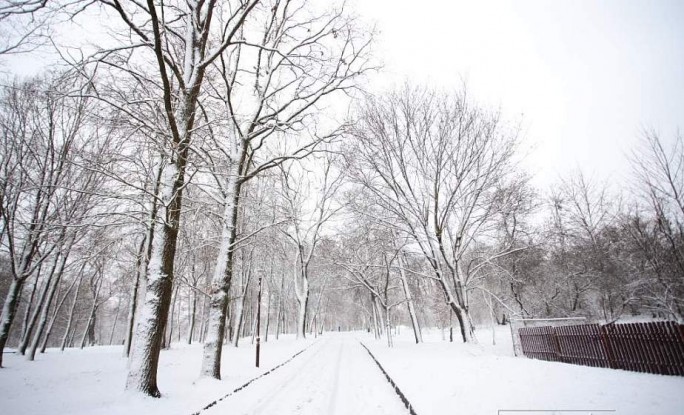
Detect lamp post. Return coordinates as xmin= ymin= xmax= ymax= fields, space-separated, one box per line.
xmin=255 ymin=269 xmax=263 ymax=367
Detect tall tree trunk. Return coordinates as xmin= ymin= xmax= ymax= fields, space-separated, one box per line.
xmin=371 ymin=296 xmax=380 ymax=339
xmin=264 ymin=290 xmax=271 ymax=342
xmin=165 ymin=285 xmax=179 ymax=349
xmin=0 ymin=279 xmax=24 ymax=367
xmin=123 ymin=233 xmax=151 ymax=357
xmin=198 ymin=291 xmax=207 ymax=343
xmin=384 ymin=304 xmax=393 ymax=347
xmin=275 ymin=273 xmax=284 ymax=340
xmin=294 ymin=264 xmax=309 ymax=339
xmin=231 ymin=257 xmax=252 ymax=348
xmin=187 ymin=290 xmax=196 ymax=344
xmin=295 ymin=291 xmax=308 ymax=339
xmin=200 ymin=164 xmax=242 ymax=379
xmin=28 ymin=249 xmax=72 ymax=360
xmin=20 ymin=273 xmax=39 ymax=342
xmin=434 ymin=270 xmax=473 ymax=343
xmin=176 ymin=289 xmax=182 ymax=343
xmin=125 ymin=143 xmax=191 ymax=396
xmin=307 ymin=274 xmax=329 ymax=336
xmin=396 ymin=252 xmax=422 ymax=343
xmin=60 ymin=267 xmax=84 ymax=351
xmin=108 ymin=300 xmax=122 ymax=346
xmin=80 ymin=276 xmax=102 ymax=348
xmin=20 ymin=254 xmax=60 ymax=355
xmin=40 ymin=275 xmax=79 ymax=353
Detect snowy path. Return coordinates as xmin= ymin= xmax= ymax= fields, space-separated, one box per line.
xmin=202 ymin=334 xmax=409 ymax=415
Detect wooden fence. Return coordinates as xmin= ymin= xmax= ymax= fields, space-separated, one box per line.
xmin=518 ymin=321 xmax=684 ymax=376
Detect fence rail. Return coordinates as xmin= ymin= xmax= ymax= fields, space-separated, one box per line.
xmin=518 ymin=321 xmax=684 ymax=376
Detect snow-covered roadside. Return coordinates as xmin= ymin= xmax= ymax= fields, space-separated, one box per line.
xmin=363 ymin=326 xmax=684 ymax=415
xmin=0 ymin=335 xmax=315 ymax=415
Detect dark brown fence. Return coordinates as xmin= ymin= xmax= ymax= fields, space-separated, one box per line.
xmin=518 ymin=321 xmax=684 ymax=376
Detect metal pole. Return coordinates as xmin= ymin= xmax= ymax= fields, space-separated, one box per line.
xmin=255 ymin=270 xmax=263 ymax=367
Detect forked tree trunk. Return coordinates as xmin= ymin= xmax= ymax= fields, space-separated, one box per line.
xmin=435 ymin=270 xmax=474 ymax=343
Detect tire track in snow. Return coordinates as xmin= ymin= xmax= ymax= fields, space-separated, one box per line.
xmin=327 ymin=340 xmax=344 ymax=415
xmin=200 ymin=335 xmax=408 ymax=415
xmin=359 ymin=340 xmax=420 ymax=415
xmin=190 ymin=339 xmax=319 ymax=415
xmin=235 ymin=338 xmax=333 ymax=414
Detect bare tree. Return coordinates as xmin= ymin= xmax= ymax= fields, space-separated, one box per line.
xmin=198 ymin=0 xmax=372 ymax=379
xmin=0 ymin=75 xmax=97 ymax=366
xmin=345 ymin=85 xmax=519 ymax=342
xmin=76 ymin=0 xmax=263 ymax=396
xmin=278 ymin=155 xmax=344 ymax=339
xmin=334 ymin=221 xmax=409 ymax=347
xmin=629 ymin=131 xmax=684 ymax=321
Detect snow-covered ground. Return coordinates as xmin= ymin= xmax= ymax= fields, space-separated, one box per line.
xmin=363 ymin=325 xmax=684 ymax=415
xmin=0 ymin=335 xmax=315 ymax=415
xmin=203 ymin=335 xmax=406 ymax=415
xmin=2 ymin=327 xmax=683 ymax=415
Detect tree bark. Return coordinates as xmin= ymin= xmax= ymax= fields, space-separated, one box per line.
xmin=125 ymin=161 xmax=186 ymax=396
xmin=20 ymin=274 xmax=39 ymax=343
xmin=0 ymin=279 xmax=24 ymax=367
xmin=187 ymin=289 xmax=196 ymax=344
xmin=200 ymin=163 xmax=242 ymax=379
xmin=396 ymin=252 xmax=422 ymax=343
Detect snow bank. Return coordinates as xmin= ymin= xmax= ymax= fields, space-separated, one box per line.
xmin=0 ymin=336 xmax=314 ymax=415
xmin=364 ymin=325 xmax=684 ymax=415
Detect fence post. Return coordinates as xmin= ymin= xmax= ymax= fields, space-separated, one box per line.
xmin=599 ymin=324 xmax=616 ymax=369
xmin=510 ymin=319 xmax=524 ymax=357
xmin=551 ymin=326 xmax=562 ymax=362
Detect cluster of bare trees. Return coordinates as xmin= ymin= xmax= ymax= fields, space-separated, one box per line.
xmin=0 ymin=0 xmax=682 ymax=402
xmin=327 ymin=88 xmax=684 ymax=345
xmin=0 ymin=0 xmax=373 ymax=398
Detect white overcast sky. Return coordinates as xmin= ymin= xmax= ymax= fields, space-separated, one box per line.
xmin=353 ymin=0 xmax=684 ymax=190
xmin=4 ymin=0 xmax=682 ymax=191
